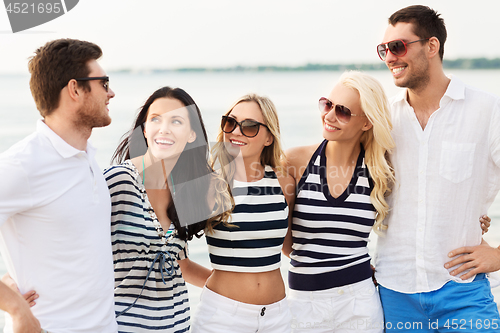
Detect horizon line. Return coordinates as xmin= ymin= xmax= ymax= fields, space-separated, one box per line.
xmin=2 ymin=57 xmax=499 ymax=75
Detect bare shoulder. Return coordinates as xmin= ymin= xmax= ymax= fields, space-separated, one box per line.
xmin=283 ymin=144 xmax=319 ymax=180
xmin=274 ymin=167 xmax=296 ymax=204
xmin=129 ymin=156 xmax=142 ymax=170
xmin=275 ymin=168 xmax=295 ymax=188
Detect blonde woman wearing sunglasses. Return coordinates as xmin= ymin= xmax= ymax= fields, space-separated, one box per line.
xmin=191 ymin=94 xmax=295 ymax=333
xmin=282 ymin=71 xmax=394 ymax=333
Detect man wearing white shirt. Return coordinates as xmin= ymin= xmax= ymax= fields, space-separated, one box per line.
xmin=0 ymin=39 xmax=117 ymax=333
xmin=375 ymin=5 xmax=500 ymax=332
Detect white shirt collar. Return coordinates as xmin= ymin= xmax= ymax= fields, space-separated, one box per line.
xmin=392 ymin=75 xmax=466 ymax=107
xmin=36 ymin=119 xmax=96 ymax=159
xmin=440 ymin=75 xmax=465 ymax=105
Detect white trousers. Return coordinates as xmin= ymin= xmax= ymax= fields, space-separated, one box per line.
xmin=288 ymin=278 xmax=384 ymax=333
xmin=191 ymin=286 xmax=292 ymax=333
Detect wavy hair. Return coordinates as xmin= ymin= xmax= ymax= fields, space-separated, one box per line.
xmin=208 ymin=93 xmax=284 ymax=233
xmin=338 ymin=71 xmax=395 ymax=235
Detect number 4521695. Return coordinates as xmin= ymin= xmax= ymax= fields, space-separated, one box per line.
xmin=443 ymin=319 xmax=498 ymax=330
xmin=6 ymin=3 xmax=61 ymax=14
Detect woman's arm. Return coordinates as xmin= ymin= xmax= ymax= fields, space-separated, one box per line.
xmin=282 ymin=217 xmax=294 ymax=258
xmin=280 ymin=145 xmax=317 ymax=257
xmin=178 ymin=257 xmax=213 ymax=288
xmin=278 ymin=173 xmax=295 ymax=258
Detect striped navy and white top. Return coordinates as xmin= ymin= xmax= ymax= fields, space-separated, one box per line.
xmin=289 ymin=140 xmax=375 ymax=291
xmin=104 ymin=161 xmax=190 ymax=333
xmin=206 ymin=165 xmax=289 ymax=273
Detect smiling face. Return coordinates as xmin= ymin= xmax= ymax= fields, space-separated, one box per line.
xmin=322 ymin=83 xmax=371 ymax=143
xmin=76 ymin=60 xmax=115 ymax=129
xmin=382 ymin=22 xmax=430 ymax=90
xmin=223 ymin=101 xmax=273 ymax=162
xmin=143 ymin=97 xmax=196 ymax=161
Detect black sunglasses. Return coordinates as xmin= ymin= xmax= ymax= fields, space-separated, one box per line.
xmin=318 ymin=97 xmax=366 ymax=124
xmin=376 ymin=38 xmax=430 ymax=61
xmin=221 ymin=115 xmax=268 ymax=138
xmin=75 ymin=76 xmax=110 ymax=92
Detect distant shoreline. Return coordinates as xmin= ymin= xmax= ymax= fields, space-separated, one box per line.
xmin=111 ymin=58 xmax=500 ymax=74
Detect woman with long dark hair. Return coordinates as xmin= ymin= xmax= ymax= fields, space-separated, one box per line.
xmin=105 ymin=86 xmax=230 ymax=332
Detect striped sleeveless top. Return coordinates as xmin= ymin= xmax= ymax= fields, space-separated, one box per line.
xmin=104 ymin=161 xmax=190 ymax=333
xmin=206 ymin=165 xmax=289 ymax=273
xmin=289 ymin=140 xmax=375 ymax=291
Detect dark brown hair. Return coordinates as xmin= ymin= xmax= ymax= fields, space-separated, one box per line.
xmin=112 ymin=87 xmax=213 ymax=241
xmin=28 ymin=38 xmax=102 ymax=116
xmin=389 ymin=5 xmax=447 ymax=61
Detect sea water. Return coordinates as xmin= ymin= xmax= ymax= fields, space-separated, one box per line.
xmin=1 ymin=70 xmax=500 ymax=328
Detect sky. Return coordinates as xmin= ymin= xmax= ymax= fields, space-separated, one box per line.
xmin=0 ymin=0 xmax=499 ymax=74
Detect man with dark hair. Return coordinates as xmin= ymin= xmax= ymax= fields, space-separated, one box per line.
xmin=0 ymin=39 xmax=117 ymax=333
xmin=375 ymin=5 xmax=500 ymax=331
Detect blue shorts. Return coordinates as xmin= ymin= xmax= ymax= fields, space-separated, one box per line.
xmin=379 ymin=274 xmax=500 ymax=332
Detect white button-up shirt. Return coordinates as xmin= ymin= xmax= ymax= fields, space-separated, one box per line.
xmin=375 ymin=76 xmax=500 ymax=293
xmin=0 ymin=120 xmax=117 ymax=332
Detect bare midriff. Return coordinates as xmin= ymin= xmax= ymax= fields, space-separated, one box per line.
xmin=206 ymin=268 xmax=285 ymax=305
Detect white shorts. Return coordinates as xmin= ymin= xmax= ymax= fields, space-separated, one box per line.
xmin=288 ymin=278 xmax=384 ymax=333
xmin=191 ymin=286 xmax=292 ymax=333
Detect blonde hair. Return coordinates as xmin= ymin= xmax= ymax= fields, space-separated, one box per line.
xmin=338 ymin=71 xmax=395 ymax=235
xmin=207 ymin=93 xmax=285 ymax=233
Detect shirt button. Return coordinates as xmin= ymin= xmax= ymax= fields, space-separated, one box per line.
xmin=338 ymin=289 xmax=344 ymax=295
xmin=419 ymin=228 xmax=423 ymax=232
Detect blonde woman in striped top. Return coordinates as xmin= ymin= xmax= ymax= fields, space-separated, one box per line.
xmin=191 ymin=94 xmax=295 ymax=333
xmin=283 ymin=71 xmax=395 ymax=333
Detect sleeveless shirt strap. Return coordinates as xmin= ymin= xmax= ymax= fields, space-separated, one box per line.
xmin=296 ymin=139 xmax=328 ymax=194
